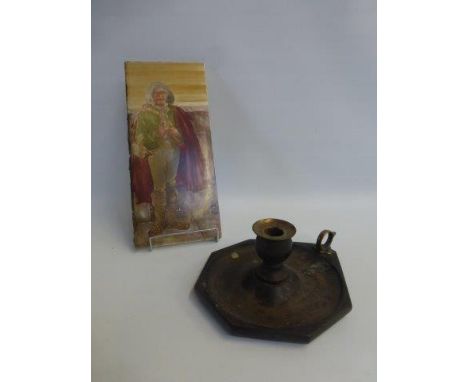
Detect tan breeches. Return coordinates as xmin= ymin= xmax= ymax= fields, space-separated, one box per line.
xmin=148 ymin=148 xmax=180 ymax=192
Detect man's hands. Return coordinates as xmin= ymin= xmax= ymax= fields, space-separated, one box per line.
xmin=160 ymin=127 xmax=180 ymax=139
xmin=160 ymin=127 xmax=183 ymax=146
xmin=131 ymin=142 xmax=152 ymax=158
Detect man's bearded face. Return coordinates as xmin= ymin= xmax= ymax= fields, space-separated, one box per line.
xmin=153 ymin=90 xmax=167 ymax=106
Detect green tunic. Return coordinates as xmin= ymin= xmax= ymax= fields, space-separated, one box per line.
xmin=135 ymin=106 xmax=181 ymax=150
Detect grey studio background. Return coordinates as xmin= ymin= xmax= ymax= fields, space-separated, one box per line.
xmin=92 ymin=1 xmax=376 ymax=381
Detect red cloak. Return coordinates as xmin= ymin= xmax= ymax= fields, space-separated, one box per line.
xmin=130 ymin=155 xmax=153 ymax=203
xmin=173 ymin=106 xmax=205 ymax=191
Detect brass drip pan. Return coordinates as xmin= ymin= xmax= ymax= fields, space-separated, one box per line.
xmin=195 ymin=218 xmax=352 ymax=343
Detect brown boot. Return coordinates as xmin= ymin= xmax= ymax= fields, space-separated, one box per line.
xmin=148 ymin=190 xmax=166 ymax=237
xmin=165 ymin=186 xmax=190 ymax=230
xmin=165 ymin=206 xmax=190 ymax=230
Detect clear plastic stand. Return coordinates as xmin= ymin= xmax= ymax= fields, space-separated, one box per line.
xmin=149 ymin=227 xmax=219 ymax=250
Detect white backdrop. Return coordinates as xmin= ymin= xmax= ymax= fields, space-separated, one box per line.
xmin=92 ymin=1 xmax=376 ymax=381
